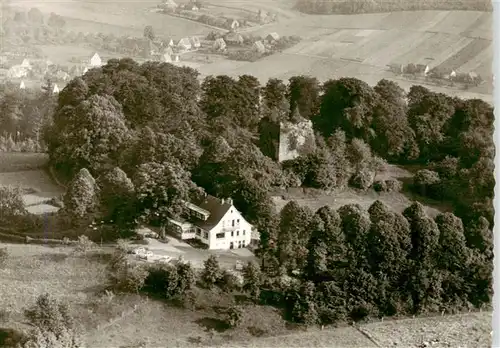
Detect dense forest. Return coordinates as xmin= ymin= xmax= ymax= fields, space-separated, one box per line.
xmin=294 ymin=0 xmax=493 ymax=14
xmin=0 ymin=58 xmax=493 ymax=329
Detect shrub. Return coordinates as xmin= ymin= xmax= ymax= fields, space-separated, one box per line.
xmin=225 ymin=305 xmax=244 ymax=328
xmin=21 ymin=293 xmax=82 ymax=348
xmin=349 ymin=169 xmax=375 ymax=190
xmin=0 ymin=186 xmax=27 ymax=223
xmin=107 ymin=251 xmax=148 ymax=293
xmin=201 ymin=255 xmax=221 ymax=289
xmin=218 ymin=269 xmax=242 ymax=292
xmin=385 ymin=179 xmax=402 ymax=192
xmin=73 ymin=235 xmax=96 ymax=253
xmin=372 ymin=180 xmax=387 ymax=192
xmin=413 ymin=169 xmax=441 ymax=198
xmin=0 ymin=247 xmax=8 ymax=268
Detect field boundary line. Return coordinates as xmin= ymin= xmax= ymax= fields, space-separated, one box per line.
xmin=47 ymin=166 xmax=67 ymax=190
xmin=352 ymin=324 xmax=382 ymax=347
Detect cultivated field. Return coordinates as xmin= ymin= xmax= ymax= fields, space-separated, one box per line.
xmin=9 ymin=1 xmax=493 ymax=99
xmin=0 ymin=243 xmax=491 ymax=348
xmin=197 ymin=10 xmax=493 ymax=98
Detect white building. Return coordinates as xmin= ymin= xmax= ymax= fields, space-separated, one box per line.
xmin=90 ymin=52 xmax=102 ymax=67
xmin=167 ymin=195 xmax=254 ymax=250
xmin=20 ymin=58 xmax=31 ymax=69
xmin=177 ymin=38 xmax=192 ymax=51
xmin=19 ymin=80 xmax=26 ymax=89
xmin=53 ymin=84 xmax=60 ymax=94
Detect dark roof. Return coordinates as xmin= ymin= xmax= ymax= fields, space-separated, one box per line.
xmin=191 ymin=195 xmax=232 ymax=230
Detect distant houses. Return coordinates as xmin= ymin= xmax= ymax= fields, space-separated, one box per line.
xmin=53 ymin=84 xmax=60 ymax=94
xmin=213 ymin=38 xmax=227 ymax=51
xmin=230 ymin=19 xmax=240 ymax=30
xmin=266 ymin=32 xmax=280 ymax=43
xmin=253 ymin=40 xmax=266 ymax=53
xmin=19 ymin=80 xmax=25 ymax=90
xmin=190 ymin=36 xmax=201 ymax=49
xmin=177 ymin=37 xmax=192 ymax=51
xmin=225 ymin=32 xmax=244 ymax=45
xmin=160 ymin=53 xmax=172 ymax=63
xmin=90 ymin=52 xmax=102 ymax=67
xmin=20 ymin=58 xmax=31 ymax=69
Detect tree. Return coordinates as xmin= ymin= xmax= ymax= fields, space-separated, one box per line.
xmin=22 ymin=293 xmax=82 ymax=348
xmin=201 ymin=255 xmax=221 ymax=289
xmin=278 ymin=201 xmax=313 ymax=271
xmin=62 ymin=168 xmax=99 ymax=223
xmin=143 ymin=25 xmax=155 ymax=41
xmin=287 ymin=76 xmax=320 ymax=120
xmin=225 ymin=306 xmax=243 ymax=328
xmin=133 ymin=161 xmax=204 ymax=224
xmin=242 ymin=261 xmax=262 ymax=301
xmin=0 ymin=186 xmax=27 ymax=223
xmin=97 ymin=167 xmax=136 ymax=226
xmin=49 ymin=94 xmax=132 ymax=176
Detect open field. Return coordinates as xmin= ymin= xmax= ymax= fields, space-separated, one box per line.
xmin=272 ymin=164 xmax=451 ymax=217
xmin=11 ymin=0 xmax=216 ymax=38
xmin=197 ymin=10 xmax=492 ymax=98
xmin=0 ymin=153 xmax=62 ymax=214
xmin=0 ymin=243 xmax=491 ymax=347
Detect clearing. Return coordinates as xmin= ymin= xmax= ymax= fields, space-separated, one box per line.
xmin=272 ymin=164 xmax=451 ymax=218
xmin=0 ymin=243 xmax=491 ymax=348
xmin=0 ymin=153 xmax=63 ymax=215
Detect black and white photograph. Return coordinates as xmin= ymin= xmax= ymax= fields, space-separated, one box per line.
xmin=0 ymin=0 xmax=496 ymax=347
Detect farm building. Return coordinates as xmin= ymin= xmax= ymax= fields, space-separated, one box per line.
xmin=166 ymin=195 xmax=254 ymax=250
xmin=450 ymin=70 xmax=457 ymax=78
xmin=225 ymin=32 xmax=244 ymax=45
xmin=161 ymin=0 xmax=178 ymax=10
xmin=177 ymin=38 xmax=192 ymax=50
xmin=90 ymin=53 xmax=102 ymax=67
xmin=83 ymin=67 xmax=89 ymax=74
xmin=230 ymin=19 xmax=240 ymax=30
xmin=163 ymin=46 xmax=174 ymax=56
xmin=168 ymin=39 xmax=174 ymax=47
xmin=55 ymin=70 xmax=70 ymax=81
xmin=174 ymin=55 xmax=180 ymax=62
xmin=190 ymin=36 xmax=201 ymax=48
xmin=19 ymin=81 xmax=26 ymax=89
xmin=161 ymin=53 xmax=172 ymax=63
xmin=53 ymin=84 xmax=60 ymax=94
xmin=7 ymin=65 xmax=28 ymax=78
xmin=424 ymin=65 xmax=430 ymax=76
xmin=266 ymin=32 xmax=280 ymax=42
xmin=20 ymin=58 xmax=31 ymax=69
xmin=253 ymin=40 xmax=266 ymax=53
xmin=213 ymin=38 xmax=227 ymax=51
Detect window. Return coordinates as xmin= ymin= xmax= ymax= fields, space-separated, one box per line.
xmin=236 ymin=230 xmax=239 ymax=236
xmin=243 ymin=230 xmax=245 ymax=236
xmin=242 ymin=240 xmax=246 ymax=247
xmin=196 ymin=228 xmax=201 ymax=236
xmin=238 ymin=241 xmax=242 ymax=248
xmin=231 ymin=231 xmax=234 ymax=237
xmin=232 ymin=220 xmax=235 ymax=227
xmin=216 ymin=232 xmax=225 ymax=239
xmin=237 ymin=219 xmax=240 ymax=223
xmin=203 ymin=231 xmax=208 ymax=239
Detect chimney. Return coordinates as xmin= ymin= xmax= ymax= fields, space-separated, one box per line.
xmin=221 ymin=198 xmax=225 ymax=205
xmin=227 ymin=197 xmax=233 ymax=205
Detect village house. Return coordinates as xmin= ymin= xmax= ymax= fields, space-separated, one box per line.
xmin=213 ymin=38 xmax=227 ymax=51
xmin=90 ymin=52 xmax=102 ymax=67
xmin=163 ymin=46 xmax=174 ymax=56
xmin=266 ymin=32 xmax=280 ymax=43
xmin=161 ymin=0 xmax=178 ymax=11
xmin=20 ymin=58 xmax=32 ymax=70
xmin=168 ymin=38 xmax=175 ymax=47
xmin=190 ymin=36 xmax=201 ymax=48
xmin=167 ymin=195 xmax=254 ymax=250
xmin=177 ymin=37 xmax=192 ymax=51
xmin=7 ymin=65 xmax=28 ymax=78
xmin=19 ymin=80 xmax=26 ymax=90
xmin=225 ymin=32 xmax=244 ymax=45
xmin=253 ymin=40 xmax=266 ymax=54
xmin=160 ymin=53 xmax=172 ymax=63
xmin=230 ymin=19 xmax=240 ymax=30
xmin=52 ymin=84 xmax=60 ymax=94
